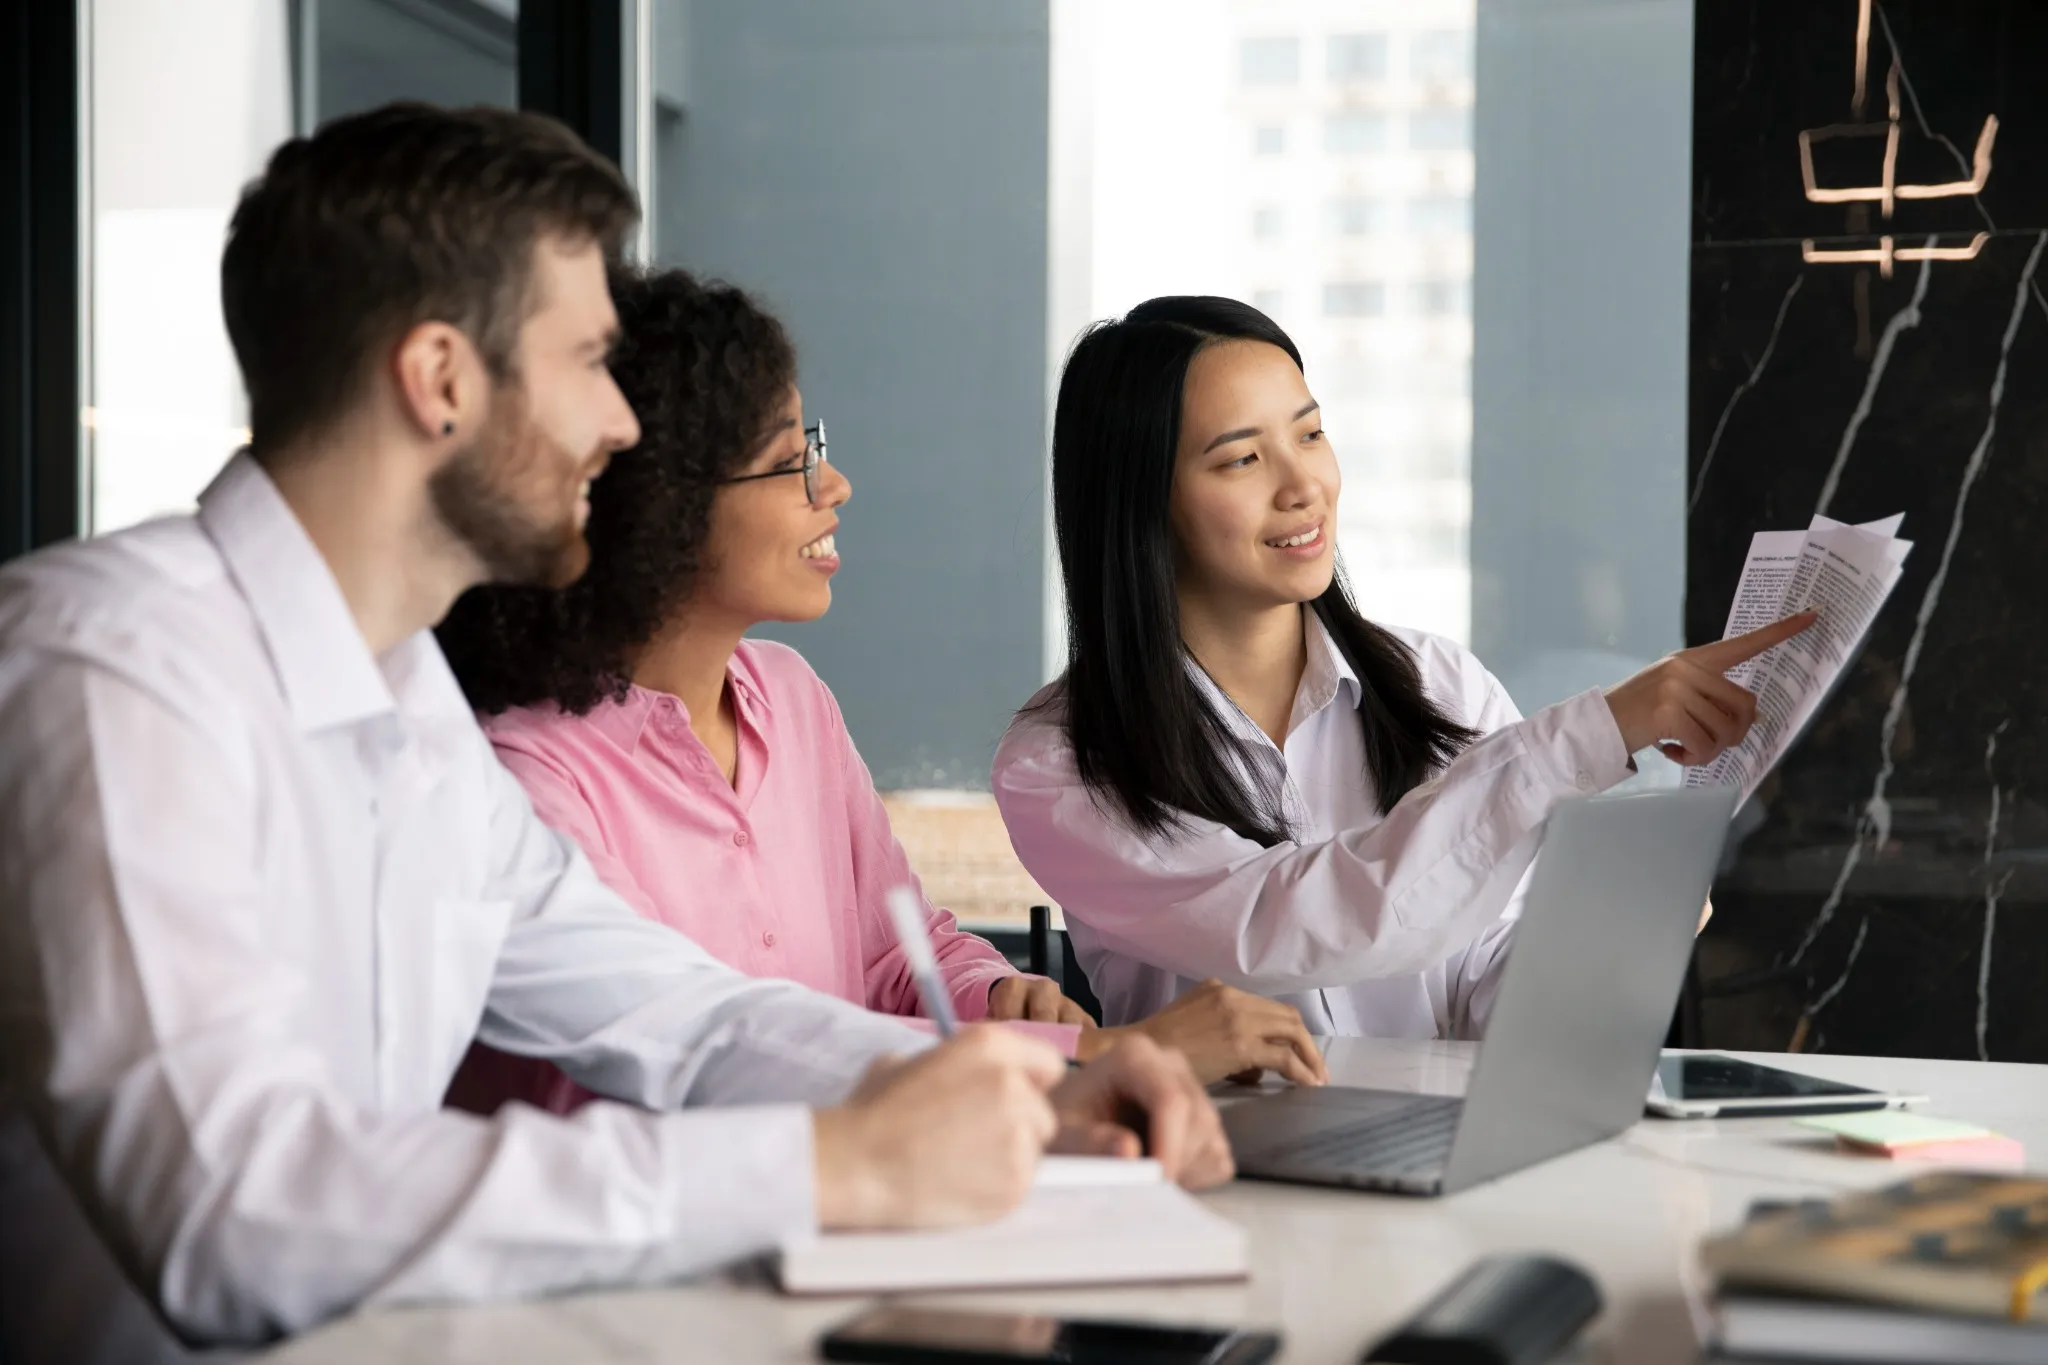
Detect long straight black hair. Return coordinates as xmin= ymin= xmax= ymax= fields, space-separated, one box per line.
xmin=1045 ymin=295 xmax=1477 ymax=847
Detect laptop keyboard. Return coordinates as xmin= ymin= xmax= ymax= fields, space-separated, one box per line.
xmin=1257 ymin=1096 xmax=1464 ymax=1176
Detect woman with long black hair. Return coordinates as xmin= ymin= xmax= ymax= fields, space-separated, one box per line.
xmin=993 ymin=296 xmax=1804 ymax=1041
xmin=436 ymin=270 xmax=1327 ymax=1110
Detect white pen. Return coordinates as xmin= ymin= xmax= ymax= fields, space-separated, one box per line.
xmin=885 ymin=885 xmax=961 ymax=1038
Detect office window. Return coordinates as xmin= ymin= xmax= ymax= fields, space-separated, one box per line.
xmin=1062 ymin=0 xmax=1694 ymax=807
xmin=1415 ymin=359 xmax=1471 ymax=396
xmin=1327 ymin=33 xmax=1389 ymax=82
xmin=1252 ymin=206 xmax=1285 ymax=240
xmin=85 ymin=0 xmax=522 ymax=537
xmin=1325 ymin=350 xmax=1392 ymax=396
xmin=1411 ymin=28 xmax=1473 ymax=81
xmin=1326 ymin=197 xmax=1389 ymax=236
xmin=1240 ymin=37 xmax=1301 ymax=86
xmin=1324 ymin=111 xmax=1388 ymax=155
xmin=1411 ymin=441 xmax=1469 ymax=480
xmin=1408 ymin=195 xmax=1471 ymax=235
xmin=1061 ymin=0 xmax=1506 ymax=662
xmin=1323 ymin=282 xmax=1386 ymax=317
xmin=1409 ymin=108 xmax=1470 ymax=152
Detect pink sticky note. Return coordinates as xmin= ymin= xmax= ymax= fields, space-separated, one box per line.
xmin=1871 ymin=1133 xmax=2027 ymax=1167
xmin=1799 ymin=1111 xmax=2025 ymax=1165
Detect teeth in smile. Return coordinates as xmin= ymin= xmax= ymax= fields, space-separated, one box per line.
xmin=799 ymin=533 xmax=837 ymax=560
xmin=578 ymin=480 xmax=591 ymax=499
xmin=1266 ymin=526 xmax=1321 ymax=549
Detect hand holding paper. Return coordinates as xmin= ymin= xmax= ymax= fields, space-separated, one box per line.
xmin=1685 ymin=515 xmax=1913 ymax=804
xmin=1605 ymin=612 xmax=1817 ymax=765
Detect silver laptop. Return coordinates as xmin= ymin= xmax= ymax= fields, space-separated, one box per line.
xmin=1221 ymin=785 xmax=1739 ymax=1197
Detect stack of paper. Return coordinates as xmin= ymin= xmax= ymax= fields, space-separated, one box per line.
xmin=1684 ymin=514 xmax=1913 ymax=805
xmin=775 ymin=1157 xmax=1248 ymax=1295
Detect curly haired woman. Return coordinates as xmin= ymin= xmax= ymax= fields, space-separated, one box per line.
xmin=437 ymin=267 xmax=1325 ymax=1115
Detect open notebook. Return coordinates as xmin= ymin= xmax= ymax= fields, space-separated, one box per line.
xmin=775 ymin=1156 xmax=1249 ymax=1295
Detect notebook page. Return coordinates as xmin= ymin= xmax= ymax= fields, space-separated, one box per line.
xmin=776 ymin=1180 xmax=1245 ymax=1294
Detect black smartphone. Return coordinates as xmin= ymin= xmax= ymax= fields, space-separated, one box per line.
xmin=818 ymin=1305 xmax=1282 ymax=1365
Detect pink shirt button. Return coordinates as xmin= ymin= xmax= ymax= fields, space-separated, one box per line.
xmin=762 ymin=931 xmax=777 ymax=947
xmin=732 ymin=830 xmax=750 ymax=847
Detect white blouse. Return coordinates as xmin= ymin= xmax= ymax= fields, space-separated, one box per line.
xmin=992 ymin=612 xmax=1634 ymax=1040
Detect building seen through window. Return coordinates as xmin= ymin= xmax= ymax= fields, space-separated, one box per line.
xmin=1410 ymin=26 xmax=1474 ymax=80
xmin=1078 ymin=0 xmax=1475 ymax=647
xmin=1324 ymin=109 xmax=1390 ymax=154
xmin=1323 ymin=281 xmax=1387 ymax=317
xmin=1326 ymin=32 xmax=1389 ymax=83
xmin=1238 ymin=35 xmax=1302 ymax=85
xmin=1327 ymin=196 xmax=1390 ymax=236
xmin=1409 ymin=107 xmax=1471 ymax=151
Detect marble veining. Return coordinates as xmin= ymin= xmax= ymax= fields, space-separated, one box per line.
xmin=1976 ymin=723 xmax=2010 ymax=1061
xmin=1792 ymin=228 xmax=2048 ymax=1006
xmin=1689 ymin=273 xmax=1806 ymax=514
xmin=1688 ymin=0 xmax=2048 ymax=1062
xmin=1804 ymin=917 xmax=1870 ymax=1023
xmin=1811 ymin=245 xmax=1932 ymax=518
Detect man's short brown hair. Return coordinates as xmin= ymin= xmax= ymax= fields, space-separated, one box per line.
xmin=221 ymin=102 xmax=639 ymax=452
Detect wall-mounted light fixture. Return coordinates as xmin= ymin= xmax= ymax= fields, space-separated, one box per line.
xmin=1796 ymin=0 xmax=1998 ymax=277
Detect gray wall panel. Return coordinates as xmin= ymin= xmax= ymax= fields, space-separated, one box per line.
xmin=1472 ymin=0 xmax=1694 ymax=712
xmin=658 ymin=0 xmax=1050 ymax=789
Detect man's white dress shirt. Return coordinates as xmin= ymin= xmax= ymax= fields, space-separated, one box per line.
xmin=992 ymin=613 xmax=1634 ymax=1040
xmin=0 ymin=455 xmax=924 ymax=1350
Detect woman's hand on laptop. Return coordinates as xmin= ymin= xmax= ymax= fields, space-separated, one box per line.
xmin=1077 ymin=980 xmax=1328 ymax=1088
xmin=812 ymin=1026 xmax=1064 ymax=1230
xmin=1604 ymin=612 xmax=1816 ymax=764
xmin=1047 ymin=1033 xmax=1235 ymax=1190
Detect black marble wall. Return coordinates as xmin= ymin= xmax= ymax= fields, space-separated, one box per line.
xmin=1689 ymin=1 xmax=2048 ymax=1062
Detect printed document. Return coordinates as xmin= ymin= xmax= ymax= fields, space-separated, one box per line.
xmin=1685 ymin=515 xmax=1911 ymax=805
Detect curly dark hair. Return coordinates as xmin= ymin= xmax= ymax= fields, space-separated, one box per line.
xmin=435 ymin=266 xmax=797 ymax=715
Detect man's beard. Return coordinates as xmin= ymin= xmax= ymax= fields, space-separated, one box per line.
xmin=429 ymin=389 xmax=593 ymax=589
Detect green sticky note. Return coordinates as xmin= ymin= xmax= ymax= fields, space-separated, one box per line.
xmin=1797 ymin=1112 xmax=1991 ymax=1147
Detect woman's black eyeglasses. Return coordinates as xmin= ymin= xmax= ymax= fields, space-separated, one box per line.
xmin=720 ymin=422 xmax=828 ymax=506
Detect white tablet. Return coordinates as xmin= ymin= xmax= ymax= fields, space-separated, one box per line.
xmin=1644 ymin=1052 xmax=1926 ymax=1119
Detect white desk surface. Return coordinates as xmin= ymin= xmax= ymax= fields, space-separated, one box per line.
xmin=263 ymin=1043 xmax=2048 ymax=1364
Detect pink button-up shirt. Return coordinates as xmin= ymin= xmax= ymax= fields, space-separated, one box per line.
xmin=450 ymin=639 xmax=1062 ymax=1115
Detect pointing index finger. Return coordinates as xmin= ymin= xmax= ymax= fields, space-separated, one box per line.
xmin=1684 ymin=611 xmax=1816 ymax=672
